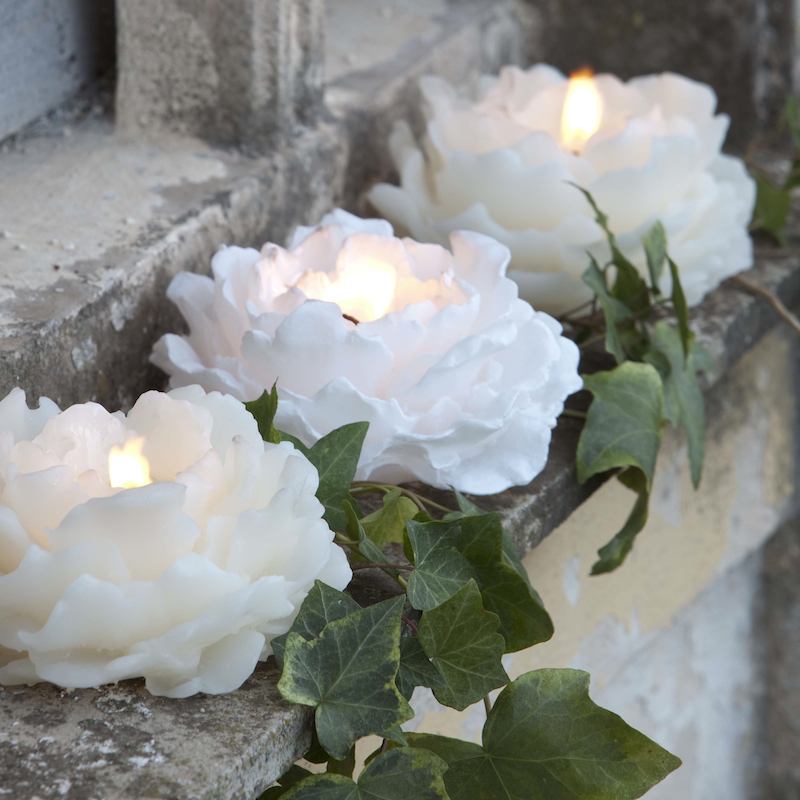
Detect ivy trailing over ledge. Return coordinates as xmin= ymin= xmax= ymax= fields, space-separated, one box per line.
xmin=245 ymin=392 xmax=681 ymax=799
xmin=562 ymin=189 xmax=714 ymax=574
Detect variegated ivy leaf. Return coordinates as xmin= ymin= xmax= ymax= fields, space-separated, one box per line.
xmin=280 ymin=747 xmax=449 ymax=800
xmin=418 ymin=580 xmax=508 ymax=711
xmin=410 ymin=669 xmax=681 ymax=800
xmin=278 ymin=596 xmax=412 ymax=760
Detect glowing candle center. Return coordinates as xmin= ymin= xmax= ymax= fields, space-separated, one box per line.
xmin=561 ymin=69 xmax=602 ymax=153
xmin=109 ymin=437 xmax=152 ymax=489
xmin=297 ymin=259 xmax=398 ymax=323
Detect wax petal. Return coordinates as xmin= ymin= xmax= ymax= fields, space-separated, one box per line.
xmin=0 ymin=388 xmax=60 ymax=444
xmin=368 ymin=64 xmax=755 ymax=316
xmin=0 ymin=385 xmax=350 ymax=696
xmin=46 ymin=483 xmax=198 ymax=581
xmin=154 ymin=216 xmax=583 ymax=493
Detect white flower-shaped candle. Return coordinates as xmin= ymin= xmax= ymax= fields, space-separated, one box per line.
xmin=0 ymin=386 xmax=350 ymax=697
xmin=368 ymin=66 xmax=757 ymax=316
xmin=152 ymin=210 xmax=582 ymax=494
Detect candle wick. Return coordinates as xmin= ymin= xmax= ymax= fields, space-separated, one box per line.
xmin=342 ymin=313 xmax=361 ymax=325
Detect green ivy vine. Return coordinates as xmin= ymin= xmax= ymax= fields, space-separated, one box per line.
xmin=245 ymin=379 xmax=682 ymax=799
xmin=557 ymin=188 xmax=714 ymax=574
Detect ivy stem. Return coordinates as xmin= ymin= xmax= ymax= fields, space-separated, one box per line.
xmin=380 ymin=739 xmax=388 ymax=754
xmin=334 ymin=533 xmax=360 ymax=548
xmin=483 ymin=695 xmax=493 ymax=717
xmin=731 ymin=274 xmax=800 ymax=336
xmin=350 ymin=482 xmax=455 ymax=514
xmin=396 ymin=574 xmax=409 ymax=590
xmin=578 ymin=331 xmax=606 ymax=350
xmin=556 ymin=297 xmax=596 ymax=322
xmin=350 ymin=562 xmax=414 ymax=572
xmin=560 ymin=409 xmax=587 ymax=421
xmin=401 ymin=615 xmax=420 ymax=634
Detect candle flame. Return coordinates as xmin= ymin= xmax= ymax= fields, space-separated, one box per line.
xmin=561 ymin=68 xmax=602 ymax=153
xmin=295 ymin=258 xmax=398 ymax=323
xmin=109 ymin=437 xmax=152 ymax=489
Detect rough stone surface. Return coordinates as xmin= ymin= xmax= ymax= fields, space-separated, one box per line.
xmin=752 ymin=516 xmax=800 ymax=798
xmin=0 ymin=0 xmax=524 ymax=416
xmin=0 ymin=662 xmax=312 ymax=800
xmin=0 ymin=0 xmax=115 ymax=142
xmin=115 ymin=0 xmax=325 ymax=145
xmin=516 ymin=0 xmax=794 ymax=144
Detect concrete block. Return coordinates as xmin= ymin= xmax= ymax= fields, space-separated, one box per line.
xmin=115 ymin=0 xmax=325 ymax=146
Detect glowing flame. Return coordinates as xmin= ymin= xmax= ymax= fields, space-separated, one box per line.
xmin=298 ymin=258 xmax=398 ymax=323
xmin=109 ymin=437 xmax=152 ymax=489
xmin=561 ymin=69 xmax=602 ymax=153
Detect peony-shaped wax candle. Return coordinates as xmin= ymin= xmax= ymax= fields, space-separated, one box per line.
xmin=0 ymin=386 xmax=351 ymax=697
xmin=151 ymin=210 xmax=582 ymax=494
xmin=368 ymin=65 xmax=757 ymax=316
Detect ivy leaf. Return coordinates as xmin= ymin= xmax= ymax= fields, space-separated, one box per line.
xmin=260 ymin=765 xmax=314 ymax=799
xmin=577 ymin=361 xmax=665 ymax=491
xmin=642 ymin=221 xmax=667 ymax=294
xmin=457 ymin=513 xmax=553 ymax=652
xmin=278 ymin=596 xmax=412 ymax=760
xmin=281 ymin=423 xmax=369 ymax=531
xmin=405 ymin=519 xmax=477 ymax=611
xmin=361 ymin=490 xmax=419 ymax=546
xmin=667 ymin=258 xmax=691 ymax=359
xmin=578 ymin=363 xmax=665 ymax=573
xmin=409 ymin=669 xmax=680 ymax=800
xmin=582 ymin=256 xmax=632 ymax=364
xmin=591 ymin=468 xmax=650 ymax=575
xmin=279 ymin=430 xmax=309 ymax=453
xmin=611 ymin=246 xmax=650 ymax=315
xmin=752 ymin=176 xmax=790 ymax=246
xmin=343 ymin=500 xmax=399 ymax=576
xmin=246 ymin=383 xmax=282 ymax=444
xmin=785 ymin=95 xmax=800 ymax=151
xmin=418 ymin=580 xmax=509 ymax=711
xmin=573 ymin=187 xmax=649 ymax=315
xmin=648 ymin=321 xmax=708 ymax=489
xmin=572 ymin=184 xmax=615 ymax=244
xmin=326 ymin=748 xmax=356 ymax=779
xmin=453 ymin=489 xmax=482 ymax=516
xmin=397 ymin=636 xmax=446 ymax=701
xmin=785 ymin=157 xmax=800 ymax=192
xmin=380 ymin=724 xmax=409 ymax=748
xmin=281 ymin=747 xmax=449 ymax=800
xmin=272 ymin=581 xmax=361 ymax=670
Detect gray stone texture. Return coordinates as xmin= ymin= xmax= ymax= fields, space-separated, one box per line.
xmin=115 ymin=0 xmax=325 ymax=146
xmin=753 ymin=516 xmax=800 ymax=798
xmin=0 ymin=662 xmax=313 ymax=800
xmin=516 ymin=0 xmax=795 ymax=145
xmin=0 ymin=0 xmax=115 ymax=142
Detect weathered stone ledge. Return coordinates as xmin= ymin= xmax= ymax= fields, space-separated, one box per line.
xmin=0 ymin=662 xmax=312 ymax=800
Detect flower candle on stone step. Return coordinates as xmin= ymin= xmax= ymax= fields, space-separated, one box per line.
xmin=0 ymin=386 xmax=350 ymax=697
xmin=151 ymin=210 xmax=582 ymax=495
xmin=368 ymin=65 xmax=757 ymax=316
